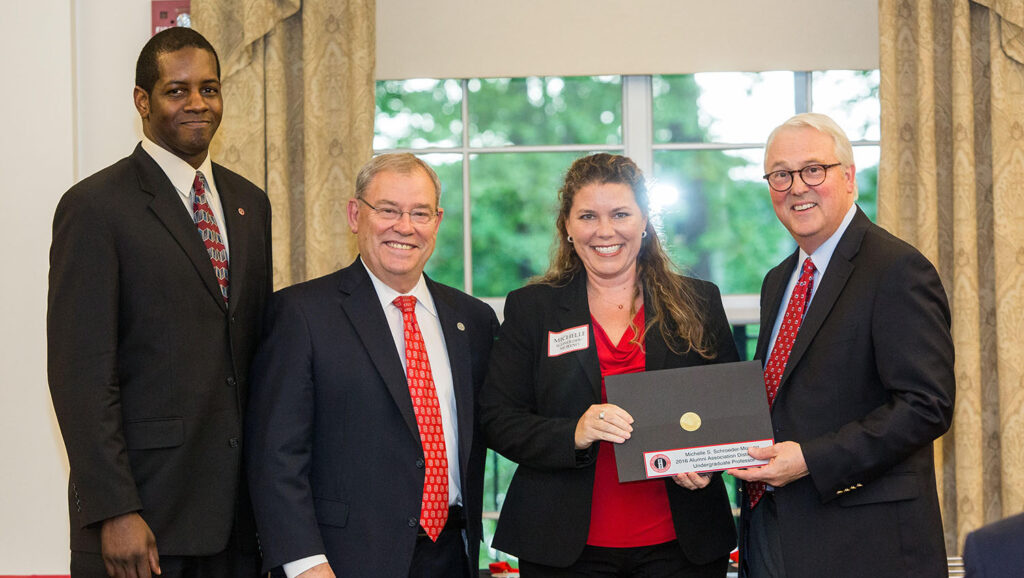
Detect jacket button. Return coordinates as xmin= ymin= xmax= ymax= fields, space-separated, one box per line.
xmin=416 ymin=458 xmax=425 ymax=468
xmin=226 ymin=376 xmax=236 ymax=387
xmin=407 ymin=517 xmax=418 ymax=527
xmin=229 ymin=438 xmax=239 ymax=448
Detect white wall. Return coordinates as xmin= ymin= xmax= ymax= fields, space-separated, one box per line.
xmin=1 ymin=1 xmax=75 ymax=572
xmin=75 ymin=0 xmax=150 ymax=178
xmin=1 ymin=0 xmax=149 ymax=572
xmin=1 ymin=0 xmax=876 ymax=572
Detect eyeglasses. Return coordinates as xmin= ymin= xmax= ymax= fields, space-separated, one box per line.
xmin=357 ymin=197 xmax=440 ymax=225
xmin=762 ymin=163 xmax=842 ymax=192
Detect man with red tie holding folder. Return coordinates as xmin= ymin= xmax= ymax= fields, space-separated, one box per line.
xmin=245 ymin=153 xmax=498 ymax=577
xmin=728 ymin=113 xmax=955 ymax=578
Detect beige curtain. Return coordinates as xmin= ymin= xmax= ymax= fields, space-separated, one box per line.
xmin=879 ymin=0 xmax=1024 ymax=553
xmin=193 ymin=0 xmax=376 ymax=288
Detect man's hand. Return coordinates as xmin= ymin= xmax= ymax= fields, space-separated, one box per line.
xmin=298 ymin=563 xmax=336 ymax=578
xmin=100 ymin=512 xmax=160 ymax=577
xmin=726 ymin=441 xmax=809 ymax=488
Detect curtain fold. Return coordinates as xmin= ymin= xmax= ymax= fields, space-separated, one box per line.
xmin=194 ymin=0 xmax=375 ymax=288
xmin=879 ymin=0 xmax=1024 ymax=553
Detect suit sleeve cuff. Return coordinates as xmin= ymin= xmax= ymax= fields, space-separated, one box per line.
xmin=283 ymin=555 xmax=328 ymax=578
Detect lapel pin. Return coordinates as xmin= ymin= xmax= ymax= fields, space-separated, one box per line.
xmin=238 ymin=208 xmax=245 ymax=215
xmin=457 ymin=322 xmax=466 ymax=331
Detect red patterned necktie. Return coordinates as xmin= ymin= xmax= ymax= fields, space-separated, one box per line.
xmin=192 ymin=172 xmax=229 ymax=302
xmin=748 ymin=257 xmax=816 ymax=509
xmin=394 ymin=295 xmax=449 ymax=541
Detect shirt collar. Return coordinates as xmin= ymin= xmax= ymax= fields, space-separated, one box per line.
xmin=799 ymin=203 xmax=858 ymax=276
xmin=360 ymin=260 xmax=437 ymax=319
xmin=140 ymin=136 xmax=215 ymax=198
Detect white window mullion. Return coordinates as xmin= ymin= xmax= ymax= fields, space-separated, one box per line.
xmin=461 ymin=78 xmax=473 ymax=295
xmin=622 ymin=75 xmax=653 ymax=176
xmin=794 ymin=71 xmax=812 ymax=113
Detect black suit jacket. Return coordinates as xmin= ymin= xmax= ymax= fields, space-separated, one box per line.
xmin=47 ymin=144 xmax=273 ymax=555
xmin=245 ymin=258 xmax=499 ymax=575
xmin=739 ymin=207 xmax=955 ymax=578
xmin=479 ymin=273 xmax=738 ymax=567
xmin=963 ymin=512 xmax=1024 ymax=578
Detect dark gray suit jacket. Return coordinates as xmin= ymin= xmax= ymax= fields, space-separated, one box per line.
xmin=48 ymin=144 xmax=273 ymax=555
xmin=739 ymin=207 xmax=955 ymax=578
xmin=245 ymin=258 xmax=498 ymax=575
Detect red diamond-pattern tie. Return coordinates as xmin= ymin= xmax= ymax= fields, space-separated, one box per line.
xmin=192 ymin=172 xmax=229 ymax=302
xmin=748 ymin=257 xmax=816 ymax=509
xmin=394 ymin=295 xmax=449 ymax=541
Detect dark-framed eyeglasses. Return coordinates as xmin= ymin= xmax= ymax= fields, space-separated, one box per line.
xmin=762 ymin=163 xmax=842 ymax=192
xmin=357 ymin=197 xmax=440 ymax=225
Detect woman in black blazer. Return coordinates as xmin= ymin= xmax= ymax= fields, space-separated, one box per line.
xmin=480 ymin=154 xmax=738 ymax=577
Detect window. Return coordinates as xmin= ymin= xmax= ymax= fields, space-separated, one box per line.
xmin=374 ymin=71 xmax=880 ymax=568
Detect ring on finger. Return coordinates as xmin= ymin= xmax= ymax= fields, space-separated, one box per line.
xmin=598 ymin=410 xmax=606 ymax=420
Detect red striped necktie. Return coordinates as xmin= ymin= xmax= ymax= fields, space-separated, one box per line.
xmin=191 ymin=172 xmax=229 ymax=302
xmin=748 ymin=257 xmax=816 ymax=509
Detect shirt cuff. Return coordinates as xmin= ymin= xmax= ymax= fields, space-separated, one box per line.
xmin=283 ymin=555 xmax=329 ymax=578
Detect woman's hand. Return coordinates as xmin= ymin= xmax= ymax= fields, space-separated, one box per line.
xmin=574 ymin=404 xmax=633 ymax=449
xmin=672 ymin=471 xmax=711 ymax=490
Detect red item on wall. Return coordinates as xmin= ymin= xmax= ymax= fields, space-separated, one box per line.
xmin=151 ymin=1 xmax=191 ymax=36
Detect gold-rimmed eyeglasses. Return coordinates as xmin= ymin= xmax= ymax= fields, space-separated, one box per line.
xmin=357 ymin=197 xmax=440 ymax=225
xmin=763 ymin=163 xmax=842 ymax=192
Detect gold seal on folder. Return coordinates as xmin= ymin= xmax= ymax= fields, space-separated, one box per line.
xmin=679 ymin=412 xmax=701 ymax=432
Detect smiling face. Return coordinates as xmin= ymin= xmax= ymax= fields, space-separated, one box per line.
xmin=347 ymin=168 xmax=443 ymax=293
xmin=134 ymin=47 xmax=222 ymax=169
xmin=565 ymin=181 xmax=648 ymax=284
xmin=764 ymin=125 xmax=856 ymax=254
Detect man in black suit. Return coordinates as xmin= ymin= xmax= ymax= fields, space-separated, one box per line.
xmin=48 ymin=27 xmax=272 ymax=578
xmin=245 ymin=153 xmax=498 ymax=577
xmin=963 ymin=512 xmax=1024 ymax=577
xmin=728 ymin=113 xmax=955 ymax=577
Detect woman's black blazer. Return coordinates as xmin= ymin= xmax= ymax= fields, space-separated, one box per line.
xmin=480 ymin=272 xmax=739 ymax=567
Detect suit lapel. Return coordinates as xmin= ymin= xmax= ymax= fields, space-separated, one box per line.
xmin=428 ymin=279 xmax=474 ymax=477
xmin=642 ymin=284 xmax=670 ymax=371
xmin=215 ymin=165 xmax=248 ymax=314
xmin=557 ymin=275 xmax=601 ymax=401
xmin=756 ymin=251 xmax=798 ymax=363
xmin=134 ymin=145 xmax=227 ymax=312
xmin=777 ymin=208 xmax=869 ymax=390
xmin=338 ymin=261 xmax=421 ymax=440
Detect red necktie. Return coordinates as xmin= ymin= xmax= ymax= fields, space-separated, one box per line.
xmin=748 ymin=257 xmax=816 ymax=509
xmin=192 ymin=172 xmax=229 ymax=302
xmin=394 ymin=296 xmax=449 ymax=540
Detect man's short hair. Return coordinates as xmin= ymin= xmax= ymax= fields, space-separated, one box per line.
xmin=136 ymin=27 xmax=221 ymax=94
xmin=765 ymin=112 xmax=857 ymax=197
xmin=355 ymin=153 xmax=442 ymax=204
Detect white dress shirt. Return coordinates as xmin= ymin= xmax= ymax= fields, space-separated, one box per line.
xmin=765 ymin=204 xmax=858 ymax=371
xmin=140 ymin=136 xmax=230 ymax=256
xmin=284 ymin=265 xmax=462 ymax=578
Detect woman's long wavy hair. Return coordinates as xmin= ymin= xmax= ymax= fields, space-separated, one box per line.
xmin=534 ymin=153 xmax=714 ymax=358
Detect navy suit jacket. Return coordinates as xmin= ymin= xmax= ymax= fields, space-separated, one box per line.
xmin=246 ymin=258 xmax=498 ymax=575
xmin=963 ymin=512 xmax=1024 ymax=578
xmin=48 ymin=144 xmax=273 ymax=555
xmin=739 ymin=207 xmax=955 ymax=578
xmin=480 ymin=273 xmax=738 ymax=567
